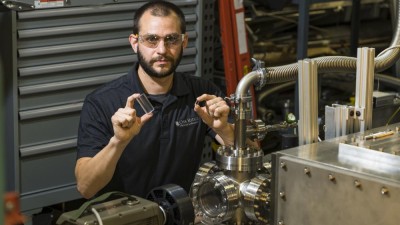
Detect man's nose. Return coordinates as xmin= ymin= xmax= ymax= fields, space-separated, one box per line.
xmin=156 ymin=40 xmax=167 ymax=54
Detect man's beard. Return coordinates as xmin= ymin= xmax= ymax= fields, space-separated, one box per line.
xmin=137 ymin=46 xmax=183 ymax=78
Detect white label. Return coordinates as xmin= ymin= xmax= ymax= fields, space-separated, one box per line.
xmin=34 ymin=0 xmax=64 ymax=8
xmin=233 ymin=0 xmax=243 ymax=10
xmin=235 ymin=12 xmax=248 ymax=54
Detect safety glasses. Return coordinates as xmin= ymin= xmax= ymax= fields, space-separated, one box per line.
xmin=137 ymin=33 xmax=185 ymax=48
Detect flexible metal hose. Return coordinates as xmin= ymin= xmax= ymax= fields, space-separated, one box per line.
xmin=264 ymin=0 xmax=400 ymax=84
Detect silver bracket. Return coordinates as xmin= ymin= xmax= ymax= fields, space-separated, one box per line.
xmin=1 ymin=0 xmax=34 ymax=11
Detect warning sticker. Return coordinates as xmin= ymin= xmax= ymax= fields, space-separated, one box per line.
xmin=34 ymin=0 xmax=64 ymax=8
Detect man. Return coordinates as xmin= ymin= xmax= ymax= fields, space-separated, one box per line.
xmin=75 ymin=0 xmax=234 ymax=199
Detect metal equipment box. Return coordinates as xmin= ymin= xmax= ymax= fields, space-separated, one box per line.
xmin=56 ymin=194 xmax=163 ymax=225
xmin=272 ymin=123 xmax=400 ymax=225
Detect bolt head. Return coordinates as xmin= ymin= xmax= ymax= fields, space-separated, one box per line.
xmin=354 ymin=180 xmax=361 ymax=188
xmin=381 ymin=187 xmax=389 ymax=195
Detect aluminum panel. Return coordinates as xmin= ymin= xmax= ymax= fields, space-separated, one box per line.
xmin=275 ymin=155 xmax=400 ymax=225
xmin=273 ymin=122 xmax=400 ymax=225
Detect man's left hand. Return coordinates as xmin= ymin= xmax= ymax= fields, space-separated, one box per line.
xmin=194 ymin=94 xmax=230 ymax=130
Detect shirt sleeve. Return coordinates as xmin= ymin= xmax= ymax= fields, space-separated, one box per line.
xmin=77 ymin=95 xmax=114 ymax=159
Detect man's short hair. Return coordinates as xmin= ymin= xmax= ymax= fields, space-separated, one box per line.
xmin=133 ymin=0 xmax=186 ymax=34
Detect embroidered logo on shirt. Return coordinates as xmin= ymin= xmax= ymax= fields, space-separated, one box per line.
xmin=175 ymin=117 xmax=199 ymax=127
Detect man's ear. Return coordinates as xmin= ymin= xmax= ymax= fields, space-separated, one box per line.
xmin=182 ymin=33 xmax=189 ymax=49
xmin=129 ymin=34 xmax=139 ymax=53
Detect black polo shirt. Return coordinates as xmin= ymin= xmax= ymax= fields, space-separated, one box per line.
xmin=77 ymin=63 xmax=225 ymax=197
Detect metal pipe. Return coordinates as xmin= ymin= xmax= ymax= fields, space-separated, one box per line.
xmin=234 ymin=69 xmax=267 ymax=149
xmin=235 ymin=69 xmax=266 ymax=97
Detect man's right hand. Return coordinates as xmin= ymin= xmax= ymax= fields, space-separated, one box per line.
xmin=111 ymin=93 xmax=153 ymax=143
xmin=76 ymin=94 xmax=153 ymax=199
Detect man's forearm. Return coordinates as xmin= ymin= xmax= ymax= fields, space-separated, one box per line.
xmin=215 ymin=124 xmax=260 ymax=149
xmin=75 ymin=136 xmax=127 ymax=199
xmin=214 ymin=123 xmax=235 ymax=146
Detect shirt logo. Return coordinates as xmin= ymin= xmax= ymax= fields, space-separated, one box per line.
xmin=175 ymin=117 xmax=199 ymax=127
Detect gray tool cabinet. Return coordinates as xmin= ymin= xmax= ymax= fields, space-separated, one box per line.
xmin=0 ymin=0 xmax=215 ymax=215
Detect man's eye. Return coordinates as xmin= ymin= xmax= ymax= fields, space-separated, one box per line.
xmin=146 ymin=36 xmax=159 ymax=43
xmin=165 ymin=35 xmax=179 ymax=43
